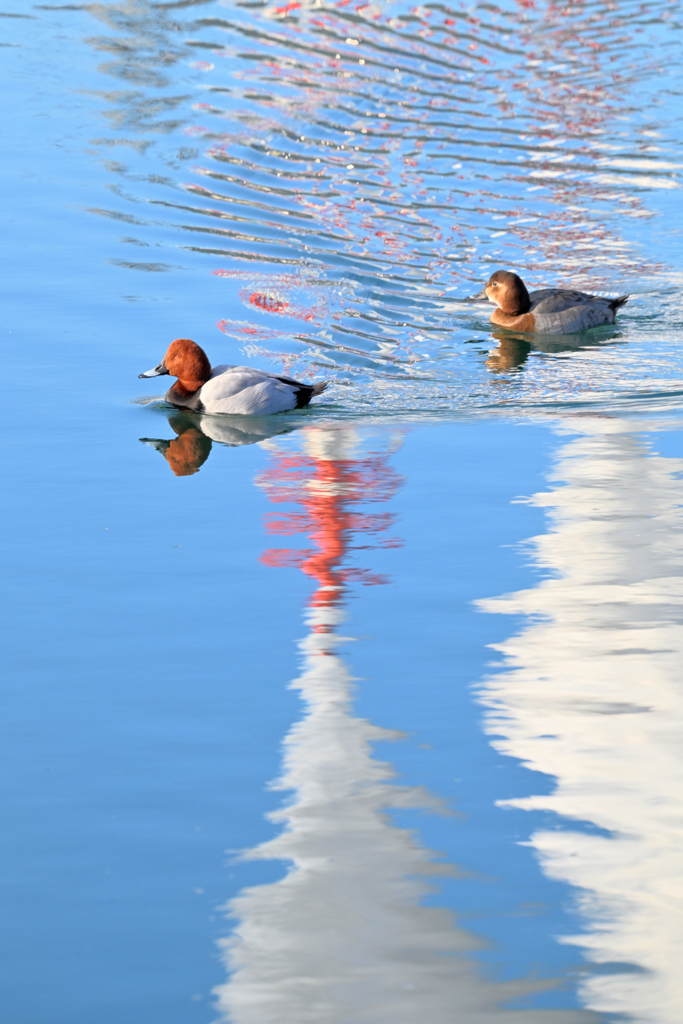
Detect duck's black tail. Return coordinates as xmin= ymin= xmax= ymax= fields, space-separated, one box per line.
xmin=281 ymin=379 xmax=328 ymax=408
xmin=609 ymin=294 xmax=629 ymax=311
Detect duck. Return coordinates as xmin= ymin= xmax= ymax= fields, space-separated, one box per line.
xmin=474 ymin=270 xmax=629 ymax=334
xmin=139 ymin=338 xmax=328 ymax=415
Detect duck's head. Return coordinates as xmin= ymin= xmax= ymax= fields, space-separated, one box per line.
xmin=139 ymin=339 xmax=212 ymax=393
xmin=483 ymin=270 xmax=531 ymax=315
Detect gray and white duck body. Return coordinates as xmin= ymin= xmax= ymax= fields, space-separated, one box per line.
xmin=139 ymin=338 xmax=327 ymax=416
xmin=476 ymin=270 xmax=629 ymax=335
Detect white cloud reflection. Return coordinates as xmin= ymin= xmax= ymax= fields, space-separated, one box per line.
xmin=478 ymin=416 xmax=683 ymax=1023
xmin=213 ymin=426 xmax=595 ymax=1024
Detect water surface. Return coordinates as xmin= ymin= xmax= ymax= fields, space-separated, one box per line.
xmin=2 ymin=1 xmax=683 ymax=1022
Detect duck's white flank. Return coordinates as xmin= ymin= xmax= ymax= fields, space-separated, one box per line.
xmin=200 ymin=365 xmax=324 ymax=415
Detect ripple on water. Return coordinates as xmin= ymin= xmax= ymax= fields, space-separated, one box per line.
xmin=84 ymin=0 xmax=683 ymax=414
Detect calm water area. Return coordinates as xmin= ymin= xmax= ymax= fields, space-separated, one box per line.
xmin=3 ymin=0 xmax=683 ymax=1021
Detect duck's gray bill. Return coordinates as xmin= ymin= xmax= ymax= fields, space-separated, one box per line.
xmin=140 ymin=437 xmax=171 ymax=453
xmin=139 ymin=359 xmax=169 ymax=379
xmin=469 ymin=289 xmax=488 ymax=301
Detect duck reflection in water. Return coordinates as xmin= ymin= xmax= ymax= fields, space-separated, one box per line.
xmin=485 ymin=327 xmax=624 ymax=373
xmin=213 ymin=425 xmax=596 ymax=1024
xmin=140 ymin=411 xmax=296 ymax=476
xmin=486 ymin=333 xmax=532 ymax=372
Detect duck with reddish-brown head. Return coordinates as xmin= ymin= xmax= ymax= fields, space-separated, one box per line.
xmin=475 ymin=270 xmax=628 ymax=335
xmin=139 ymin=338 xmax=328 ymax=415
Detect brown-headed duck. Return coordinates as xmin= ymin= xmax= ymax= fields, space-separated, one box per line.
xmin=139 ymin=339 xmax=327 ymax=415
xmin=475 ymin=270 xmax=628 ymax=334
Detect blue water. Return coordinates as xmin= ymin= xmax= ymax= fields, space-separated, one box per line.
xmin=2 ymin=1 xmax=683 ymax=1022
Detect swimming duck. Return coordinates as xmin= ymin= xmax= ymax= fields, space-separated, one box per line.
xmin=475 ymin=270 xmax=628 ymax=334
xmin=139 ymin=339 xmax=328 ymax=415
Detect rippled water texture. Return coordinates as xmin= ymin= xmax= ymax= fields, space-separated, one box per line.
xmin=3 ymin=1 xmax=683 ymax=1023
xmin=81 ymin=0 xmax=683 ymax=412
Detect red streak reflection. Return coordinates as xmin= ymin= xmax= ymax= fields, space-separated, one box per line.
xmin=257 ymin=429 xmax=403 ymax=621
xmin=248 ymin=291 xmax=289 ymax=313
